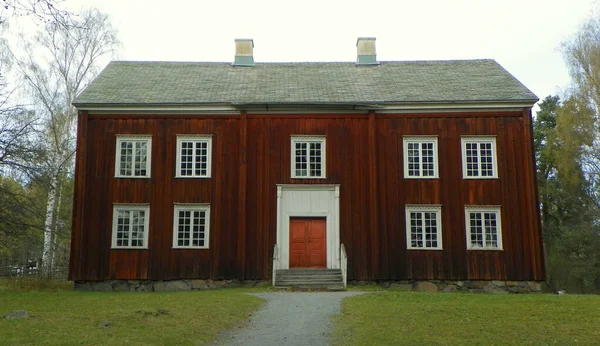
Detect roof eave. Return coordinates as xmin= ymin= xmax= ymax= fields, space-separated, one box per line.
xmin=73 ymin=99 xmax=538 ymax=114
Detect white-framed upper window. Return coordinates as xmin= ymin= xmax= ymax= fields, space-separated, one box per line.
xmin=405 ymin=205 xmax=443 ymax=250
xmin=172 ymin=204 xmax=210 ymax=249
xmin=115 ymin=135 xmax=152 ymax=178
xmin=461 ymin=137 xmax=498 ymax=178
xmin=176 ymin=135 xmax=212 ymax=178
xmin=465 ymin=206 xmax=503 ymax=250
xmin=291 ymin=136 xmax=326 ymax=178
xmin=403 ymin=136 xmax=439 ymax=178
xmin=111 ymin=204 xmax=150 ymax=249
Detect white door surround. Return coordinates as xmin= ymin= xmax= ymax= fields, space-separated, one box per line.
xmin=276 ymin=184 xmax=340 ymax=270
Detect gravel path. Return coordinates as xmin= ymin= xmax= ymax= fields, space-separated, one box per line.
xmin=213 ymin=291 xmax=365 ymax=346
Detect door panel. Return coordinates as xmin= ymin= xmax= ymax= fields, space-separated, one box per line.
xmin=289 ymin=218 xmax=326 ymax=268
xmin=290 ymin=219 xmax=308 ymax=268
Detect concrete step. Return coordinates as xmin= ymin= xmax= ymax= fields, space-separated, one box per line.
xmin=276 ymin=269 xmax=341 ymax=275
xmin=274 ymin=269 xmax=344 ymax=289
xmin=276 ymin=276 xmax=342 ymax=281
xmin=276 ymin=277 xmax=342 ymax=282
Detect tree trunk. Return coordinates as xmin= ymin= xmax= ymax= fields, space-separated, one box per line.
xmin=41 ymin=171 xmax=58 ymax=278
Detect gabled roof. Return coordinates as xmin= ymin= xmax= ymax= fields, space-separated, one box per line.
xmin=73 ymin=59 xmax=538 ymax=108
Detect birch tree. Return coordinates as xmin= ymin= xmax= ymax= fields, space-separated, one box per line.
xmin=13 ymin=8 xmax=118 ymax=276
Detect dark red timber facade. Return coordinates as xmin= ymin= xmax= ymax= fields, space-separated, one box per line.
xmin=69 ymin=38 xmax=545 ymax=292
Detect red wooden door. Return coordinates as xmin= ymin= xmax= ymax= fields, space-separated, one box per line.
xmin=289 ymin=218 xmax=326 ymax=268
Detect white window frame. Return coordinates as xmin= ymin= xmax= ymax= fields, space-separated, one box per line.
xmin=175 ymin=135 xmax=213 ymax=178
xmin=465 ymin=206 xmax=503 ymax=250
xmin=405 ymin=205 xmax=443 ymax=250
xmin=172 ymin=204 xmax=211 ymax=249
xmin=291 ymin=136 xmax=326 ymax=179
xmin=111 ymin=204 xmax=150 ymax=249
xmin=461 ymin=136 xmax=498 ymax=179
xmin=403 ymin=136 xmax=439 ymax=179
xmin=115 ymin=135 xmax=152 ymax=178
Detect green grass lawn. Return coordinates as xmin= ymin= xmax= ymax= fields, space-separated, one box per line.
xmin=0 ymin=280 xmax=264 ymax=346
xmin=332 ymin=292 xmax=600 ymax=345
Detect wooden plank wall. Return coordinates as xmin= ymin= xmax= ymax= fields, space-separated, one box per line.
xmin=69 ymin=111 xmax=546 ymax=282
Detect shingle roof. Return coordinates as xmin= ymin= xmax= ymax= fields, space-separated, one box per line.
xmin=73 ymin=59 xmax=538 ymax=107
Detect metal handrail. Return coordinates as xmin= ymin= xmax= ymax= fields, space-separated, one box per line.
xmin=340 ymin=243 xmax=347 ymax=288
xmin=272 ymin=244 xmax=279 ymax=286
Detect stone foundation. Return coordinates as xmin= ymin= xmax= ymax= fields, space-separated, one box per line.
xmin=75 ymin=279 xmax=550 ymax=294
xmin=370 ymin=280 xmax=550 ymax=293
xmin=74 ymin=279 xmax=269 ymax=292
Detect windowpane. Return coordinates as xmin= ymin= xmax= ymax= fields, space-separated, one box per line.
xmin=113 ymin=207 xmax=147 ymax=248
xmin=174 ymin=206 xmax=209 ymax=248
xmin=404 ymin=138 xmax=437 ymax=178
xmin=292 ymin=138 xmax=324 ymax=178
xmin=407 ymin=208 xmax=441 ymax=249
xmin=467 ymin=209 xmax=501 ymax=249
xmin=463 ymin=138 xmax=496 ymax=178
xmin=117 ymin=138 xmax=150 ymax=177
xmin=178 ymin=138 xmax=211 ymax=177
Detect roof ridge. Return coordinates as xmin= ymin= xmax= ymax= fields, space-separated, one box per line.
xmin=109 ymin=59 xmax=497 ymax=65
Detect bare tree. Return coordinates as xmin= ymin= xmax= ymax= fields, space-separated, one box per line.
xmin=0 ymin=17 xmax=40 ymax=177
xmin=12 ymin=7 xmax=119 ymax=276
xmin=1 ymin=0 xmax=68 ymax=25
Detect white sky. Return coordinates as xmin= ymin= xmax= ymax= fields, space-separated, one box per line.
xmin=29 ymin=0 xmax=600 ymax=103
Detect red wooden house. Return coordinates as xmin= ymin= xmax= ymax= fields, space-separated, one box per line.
xmin=69 ymin=38 xmax=545 ymax=292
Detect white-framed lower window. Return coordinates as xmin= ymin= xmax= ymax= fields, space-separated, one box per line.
xmin=291 ymin=136 xmax=326 ymax=178
xmin=403 ymin=136 xmax=439 ymax=178
xmin=405 ymin=205 xmax=442 ymax=250
xmin=465 ymin=206 xmax=503 ymax=250
xmin=111 ymin=204 xmax=150 ymax=249
xmin=172 ymin=204 xmax=210 ymax=249
xmin=176 ymin=135 xmax=212 ymax=178
xmin=461 ymin=136 xmax=498 ymax=178
xmin=115 ymin=135 xmax=152 ymax=178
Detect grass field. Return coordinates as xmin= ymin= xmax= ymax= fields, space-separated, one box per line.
xmin=0 ymin=280 xmax=263 ymax=346
xmin=4 ymin=280 xmax=600 ymax=345
xmin=332 ymin=291 xmax=600 ymax=345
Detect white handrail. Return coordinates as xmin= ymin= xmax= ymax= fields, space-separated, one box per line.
xmin=272 ymin=244 xmax=279 ymax=286
xmin=340 ymin=243 xmax=347 ymax=288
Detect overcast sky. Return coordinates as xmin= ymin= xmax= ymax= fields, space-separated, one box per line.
xmin=53 ymin=0 xmax=600 ymax=103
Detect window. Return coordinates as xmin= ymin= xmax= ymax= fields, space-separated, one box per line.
xmin=461 ymin=137 xmax=498 ymax=178
xmin=111 ymin=205 xmax=149 ymax=248
xmin=176 ymin=136 xmax=212 ymax=178
xmin=405 ymin=205 xmax=443 ymax=250
xmin=291 ymin=136 xmax=326 ymax=178
xmin=465 ymin=206 xmax=503 ymax=250
xmin=403 ymin=136 xmax=438 ymax=178
xmin=115 ymin=136 xmax=152 ymax=178
xmin=172 ymin=204 xmax=210 ymax=249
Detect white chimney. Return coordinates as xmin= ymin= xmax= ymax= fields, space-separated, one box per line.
xmin=234 ymin=39 xmax=254 ymax=66
xmin=356 ymin=37 xmax=378 ymax=65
